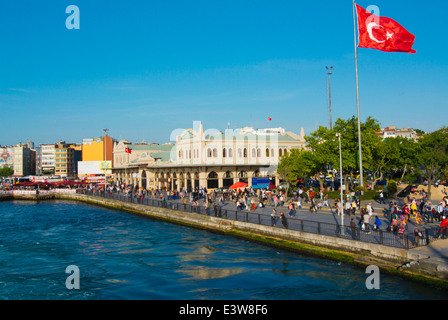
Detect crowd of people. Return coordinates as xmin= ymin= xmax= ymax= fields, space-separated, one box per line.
xmin=83 ymin=182 xmax=448 ymax=241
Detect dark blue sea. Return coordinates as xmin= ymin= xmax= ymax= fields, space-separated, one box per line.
xmin=0 ymin=200 xmax=446 ymax=300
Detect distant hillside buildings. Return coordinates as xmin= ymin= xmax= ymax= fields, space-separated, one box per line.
xmin=376 ymin=126 xmax=419 ymax=140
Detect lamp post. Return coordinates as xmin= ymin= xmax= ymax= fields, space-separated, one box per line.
xmin=103 ymin=128 xmax=109 ymax=190
xmin=326 ymin=66 xmax=333 ymax=130
xmin=336 ymin=133 xmax=344 ymax=235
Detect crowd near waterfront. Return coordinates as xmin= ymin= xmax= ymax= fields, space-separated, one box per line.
xmin=73 ymin=181 xmax=448 ymax=245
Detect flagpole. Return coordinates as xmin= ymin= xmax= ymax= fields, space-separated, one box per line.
xmin=352 ymin=0 xmax=364 ymax=188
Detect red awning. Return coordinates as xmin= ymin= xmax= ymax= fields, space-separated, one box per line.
xmin=229 ymin=182 xmax=248 ymax=189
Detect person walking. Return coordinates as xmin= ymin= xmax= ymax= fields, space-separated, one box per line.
xmin=374 ymin=215 xmax=382 ymax=230
xmin=379 ymin=190 xmax=385 ymax=204
xmin=280 ymin=211 xmax=288 ymax=229
xmin=350 ymin=218 xmax=358 ymax=240
xmin=363 ymin=212 xmax=371 ymax=233
xmin=345 ymin=200 xmax=352 ymax=216
xmin=414 ymin=228 xmax=424 ymax=246
xmin=425 ymin=201 xmax=434 ymax=223
xmin=271 ymin=209 xmax=277 ymax=226
xmin=288 ymin=202 xmax=296 ymax=216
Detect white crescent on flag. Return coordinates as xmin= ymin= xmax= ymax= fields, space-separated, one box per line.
xmin=366 ymin=22 xmax=385 ymax=43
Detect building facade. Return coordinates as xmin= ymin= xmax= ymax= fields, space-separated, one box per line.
xmin=78 ymin=135 xmax=115 ymax=182
xmin=0 ymin=146 xmax=14 ymax=169
xmin=40 ymin=144 xmax=56 ymax=175
xmin=112 ymin=122 xmax=306 ymax=191
xmin=13 ymin=144 xmax=35 ymax=176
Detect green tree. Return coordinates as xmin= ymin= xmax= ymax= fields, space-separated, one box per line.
xmin=417 ymin=128 xmax=448 ymax=200
xmin=0 ymin=167 xmax=13 ymax=177
xmin=371 ymin=136 xmax=419 ymax=184
xmin=306 ymin=116 xmax=382 ymax=190
xmin=277 ymin=148 xmax=315 ymax=196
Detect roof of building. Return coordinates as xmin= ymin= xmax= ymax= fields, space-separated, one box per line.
xmin=129 ymin=144 xmax=174 ymax=152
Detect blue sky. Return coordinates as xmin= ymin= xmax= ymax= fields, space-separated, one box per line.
xmin=1 ymin=0 xmax=447 ymax=146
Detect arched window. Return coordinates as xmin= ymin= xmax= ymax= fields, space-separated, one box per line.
xmin=229 ymin=148 xmax=233 ymax=157
xmin=238 ymin=171 xmax=247 ymax=178
xmin=252 ymin=148 xmax=256 ymax=158
xmin=179 ymin=150 xmax=182 ymax=159
xmin=257 ymin=149 xmax=261 ymax=158
xmin=238 ymin=148 xmax=242 ymax=158
xmin=243 ymin=148 xmax=248 ymax=158
xmin=189 ymin=150 xmax=192 ymax=159
xmin=266 ymin=148 xmax=270 ymax=157
xmin=223 ymin=148 xmax=227 ymax=158
xmin=207 ymin=148 xmax=212 ymax=158
xmin=279 ymin=148 xmax=283 ymax=157
xmin=224 ymin=171 xmax=233 ymax=178
xmin=213 ymin=148 xmax=218 ymax=158
xmin=208 ymin=171 xmax=218 ymax=179
xmin=271 ymin=148 xmax=274 ymax=157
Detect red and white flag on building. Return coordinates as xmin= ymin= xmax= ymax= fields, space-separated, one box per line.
xmin=356 ymin=4 xmax=416 ymax=53
xmin=125 ymin=147 xmax=132 ymax=154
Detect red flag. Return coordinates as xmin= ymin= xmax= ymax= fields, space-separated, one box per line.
xmin=356 ymin=4 xmax=416 ymax=53
xmin=125 ymin=147 xmax=132 ymax=154
xmin=268 ymin=117 xmax=272 ymax=121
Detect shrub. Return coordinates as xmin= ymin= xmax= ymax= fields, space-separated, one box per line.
xmin=387 ymin=180 xmax=398 ymax=195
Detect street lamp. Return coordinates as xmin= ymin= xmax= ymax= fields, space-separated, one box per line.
xmin=336 ymin=132 xmax=344 ymax=235
xmin=326 ymin=66 xmax=333 ymax=130
xmin=103 ymin=128 xmax=109 ymax=190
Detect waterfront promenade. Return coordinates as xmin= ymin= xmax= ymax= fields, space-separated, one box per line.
xmin=96 ymin=189 xmax=442 ymax=242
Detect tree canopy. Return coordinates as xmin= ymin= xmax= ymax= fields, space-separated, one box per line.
xmin=277 ymin=117 xmax=447 ymax=200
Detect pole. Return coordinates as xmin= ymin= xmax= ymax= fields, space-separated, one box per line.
xmin=326 ymin=66 xmax=333 ymax=130
xmin=337 ymin=133 xmax=344 ymax=235
xmin=103 ymin=128 xmax=109 ymax=191
xmin=352 ymin=0 xmax=364 ymax=188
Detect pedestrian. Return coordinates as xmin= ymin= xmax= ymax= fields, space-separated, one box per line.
xmin=403 ymin=204 xmax=411 ymax=222
xmin=425 ymin=201 xmax=434 ymax=223
xmin=345 ymin=201 xmax=352 ymax=216
xmin=213 ymin=203 xmax=218 ymax=216
xmin=374 ymin=215 xmax=382 ymax=230
xmin=280 ymin=211 xmax=288 ymax=229
xmin=414 ymin=228 xmax=424 ymax=246
xmin=288 ymin=202 xmax=296 ymax=216
xmin=359 ymin=208 xmax=365 ymax=228
xmin=367 ymin=202 xmax=374 ymax=217
xmin=323 ymin=193 xmax=329 ymax=207
xmin=379 ymin=190 xmax=385 ymax=204
xmin=350 ymin=218 xmax=358 ymax=240
xmin=297 ymin=196 xmax=302 ymax=209
xmin=271 ymin=209 xmax=277 ymax=226
xmin=351 ymin=200 xmax=357 ymax=215
xmin=438 ymin=216 xmax=448 ymax=239
xmin=363 ymin=212 xmax=371 ymax=233
xmin=251 ymin=201 xmax=256 ymax=211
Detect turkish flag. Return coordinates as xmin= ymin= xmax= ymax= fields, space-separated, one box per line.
xmin=268 ymin=117 xmax=272 ymax=121
xmin=356 ymin=4 xmax=416 ymax=53
xmin=125 ymin=147 xmax=132 ymax=154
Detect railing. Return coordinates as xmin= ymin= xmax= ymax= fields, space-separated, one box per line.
xmin=79 ymin=190 xmax=433 ymax=250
